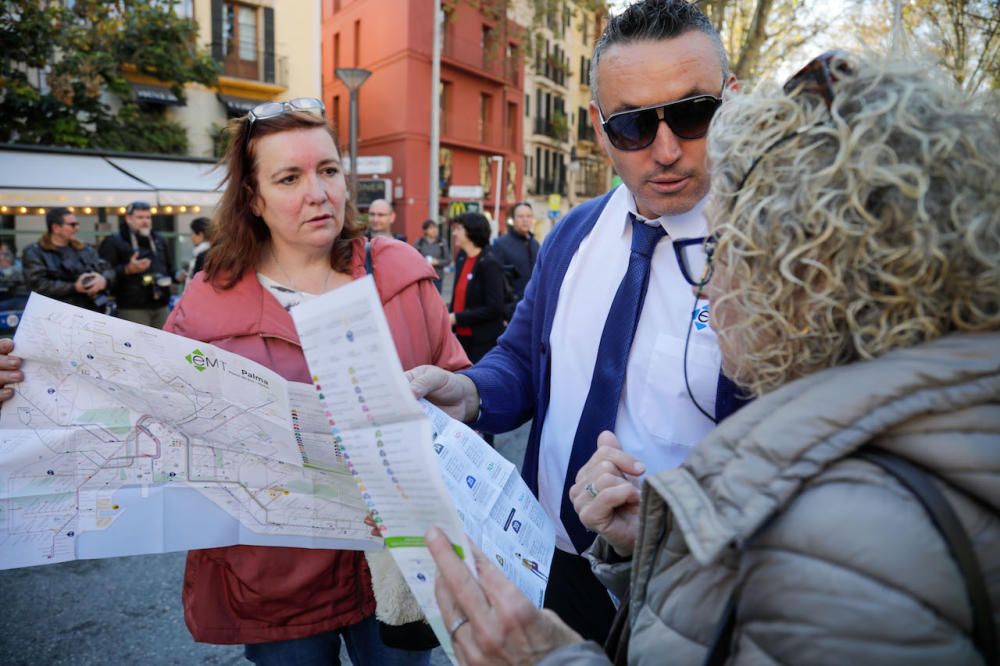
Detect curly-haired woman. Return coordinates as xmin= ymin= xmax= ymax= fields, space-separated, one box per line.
xmin=424 ymin=53 xmax=1000 ymax=665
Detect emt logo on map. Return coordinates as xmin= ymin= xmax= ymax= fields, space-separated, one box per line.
xmin=185 ymin=348 xmax=227 ymax=372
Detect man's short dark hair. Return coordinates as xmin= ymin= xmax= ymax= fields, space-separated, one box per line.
xmin=422 ymin=219 xmax=438 ymax=231
xmin=45 ymin=207 xmax=72 ymax=232
xmin=455 ymin=213 xmax=491 ymax=249
xmin=190 ymin=217 xmax=210 ymax=235
xmin=126 ymin=201 xmax=151 ymax=215
xmin=590 ymin=0 xmax=728 ymax=103
xmin=512 ymin=201 xmax=533 ymax=214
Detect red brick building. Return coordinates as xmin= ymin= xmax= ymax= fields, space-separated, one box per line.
xmin=322 ymin=0 xmax=525 ymax=240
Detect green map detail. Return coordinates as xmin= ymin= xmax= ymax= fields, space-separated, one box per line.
xmin=76 ymin=408 xmax=132 ymax=436
xmin=383 ymin=536 xmax=464 ymax=559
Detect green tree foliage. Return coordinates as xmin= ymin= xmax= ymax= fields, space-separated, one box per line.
xmin=0 ymin=0 xmax=219 ymax=153
xmin=697 ymin=0 xmax=829 ymax=82
xmin=842 ymin=0 xmax=999 ymax=94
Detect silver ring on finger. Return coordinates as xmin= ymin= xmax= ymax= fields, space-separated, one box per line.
xmin=585 ymin=482 xmax=599 ymax=499
xmin=448 ymin=615 xmax=470 ymax=641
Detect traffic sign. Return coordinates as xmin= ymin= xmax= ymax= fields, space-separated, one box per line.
xmin=448 ymin=185 xmax=484 ymax=200
xmin=344 ymin=156 xmax=393 ymax=175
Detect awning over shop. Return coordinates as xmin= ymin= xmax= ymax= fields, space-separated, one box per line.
xmin=0 ymin=149 xmax=155 ymax=208
xmin=217 ymin=93 xmax=260 ymax=116
xmin=0 ymin=146 xmax=222 ymax=209
xmin=106 ymin=157 xmax=224 ymax=207
xmin=132 ymin=83 xmax=184 ymax=106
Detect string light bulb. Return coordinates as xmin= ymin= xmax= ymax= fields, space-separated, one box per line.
xmin=83 ymin=207 xmax=92 ymax=214
xmin=118 ymin=206 xmax=126 ymax=214
xmin=164 ymin=206 xmax=173 ymax=213
xmin=18 ymin=207 xmax=27 ymax=214
xmin=150 ymin=207 xmax=158 ymax=214
xmin=0 ymin=206 xmax=8 ymax=213
xmin=37 ymin=208 xmax=46 ymax=215
xmin=179 ymin=206 xmax=187 ymax=213
xmin=192 ymin=206 xmax=201 ymax=213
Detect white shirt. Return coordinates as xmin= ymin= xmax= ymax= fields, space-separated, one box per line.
xmin=539 ymin=185 xmax=722 ymax=553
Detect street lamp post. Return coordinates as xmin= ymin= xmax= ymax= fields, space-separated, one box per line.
xmin=490 ymin=155 xmax=503 ymax=232
xmin=335 ymin=67 xmax=372 ymax=200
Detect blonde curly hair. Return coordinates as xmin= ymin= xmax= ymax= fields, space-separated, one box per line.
xmin=705 ymin=53 xmax=1000 ymax=397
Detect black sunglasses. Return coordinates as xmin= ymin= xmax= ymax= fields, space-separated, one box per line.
xmin=673 ymin=233 xmax=719 ymax=288
xmin=598 ymin=91 xmax=723 ymax=151
xmin=733 ymin=51 xmax=853 ymax=197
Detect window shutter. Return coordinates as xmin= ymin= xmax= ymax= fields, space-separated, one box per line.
xmin=264 ymin=7 xmax=275 ymax=83
xmin=211 ymin=0 xmax=223 ymax=61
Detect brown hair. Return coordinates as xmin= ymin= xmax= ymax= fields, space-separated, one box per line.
xmin=203 ymin=110 xmax=363 ymax=289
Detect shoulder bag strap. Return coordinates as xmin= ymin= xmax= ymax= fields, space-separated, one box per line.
xmin=703 ymin=448 xmax=996 ymax=665
xmin=857 ymin=449 xmax=996 ymax=664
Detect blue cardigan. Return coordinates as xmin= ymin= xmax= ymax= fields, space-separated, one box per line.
xmin=461 ymin=190 xmax=748 ymax=495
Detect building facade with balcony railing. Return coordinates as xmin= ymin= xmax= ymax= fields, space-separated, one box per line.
xmin=518 ymin=0 xmax=608 ymax=239
xmin=322 ymin=0 xmax=525 ymax=240
xmin=123 ymin=0 xmax=323 ymax=159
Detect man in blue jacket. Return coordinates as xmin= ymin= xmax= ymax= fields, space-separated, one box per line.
xmin=410 ymin=0 xmax=745 ymax=643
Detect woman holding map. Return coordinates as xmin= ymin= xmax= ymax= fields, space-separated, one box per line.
xmin=161 ymin=100 xmax=469 ymax=663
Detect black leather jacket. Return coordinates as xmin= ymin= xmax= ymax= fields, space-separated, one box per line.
xmin=22 ymin=239 xmax=116 ymax=311
xmin=98 ymin=222 xmax=175 ymax=309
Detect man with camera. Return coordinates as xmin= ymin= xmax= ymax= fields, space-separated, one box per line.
xmin=99 ymin=201 xmax=178 ymax=328
xmin=22 ymin=208 xmax=117 ymax=315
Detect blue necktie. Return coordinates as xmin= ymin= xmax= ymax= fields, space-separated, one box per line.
xmin=560 ymin=214 xmax=666 ymax=553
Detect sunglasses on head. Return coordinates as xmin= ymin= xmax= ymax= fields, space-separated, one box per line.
xmin=733 ymin=50 xmax=853 ymax=197
xmin=247 ymin=97 xmax=325 ymax=129
xmin=598 ymin=91 xmax=723 ymax=151
xmin=243 ymin=97 xmax=326 ymax=154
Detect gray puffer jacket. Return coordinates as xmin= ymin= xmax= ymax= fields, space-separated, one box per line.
xmin=541 ymin=333 xmax=999 ymax=665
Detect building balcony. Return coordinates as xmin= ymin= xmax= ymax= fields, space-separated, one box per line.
xmin=211 ymin=44 xmax=287 ymax=87
xmin=442 ymin=39 xmax=520 ymax=87
xmin=533 ymin=117 xmax=569 ymax=142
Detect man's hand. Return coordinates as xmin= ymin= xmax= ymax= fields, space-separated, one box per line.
xmin=125 ymin=252 xmax=151 ymax=275
xmin=569 ymin=431 xmax=644 ymax=558
xmin=407 ymin=365 xmax=480 ymax=423
xmin=75 ymin=272 xmax=107 ymax=296
xmin=0 ymin=339 xmax=23 ymax=404
xmin=426 ymin=527 xmax=583 ymax=665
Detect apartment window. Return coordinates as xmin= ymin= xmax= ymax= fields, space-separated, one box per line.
xmin=353 ymin=19 xmax=361 ymax=66
xmin=440 ymin=81 xmax=452 ymax=135
xmin=333 ymin=95 xmax=341 ymax=138
xmin=213 ymin=2 xmax=275 ymax=82
xmin=223 ymin=2 xmax=258 ymax=78
xmin=506 ymin=102 xmax=517 ymax=149
xmin=479 ymin=93 xmax=492 ymax=144
xmin=442 ymin=9 xmax=452 ymax=55
xmin=506 ymin=42 xmax=518 ymax=84
xmin=334 ymin=33 xmax=340 ymax=71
